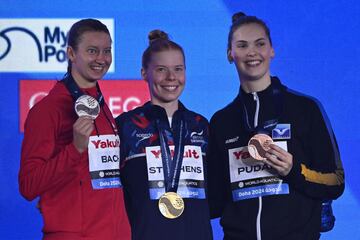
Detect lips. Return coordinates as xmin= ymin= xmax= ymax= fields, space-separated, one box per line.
xmin=162 ymin=85 xmax=178 ymax=91
xmin=245 ymin=60 xmax=262 ymax=67
xmin=90 ymin=64 xmax=108 ymax=72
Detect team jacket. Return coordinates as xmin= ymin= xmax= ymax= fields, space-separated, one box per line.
xmin=116 ymin=102 xmax=213 ymax=240
xmin=207 ymin=77 xmax=344 ymax=240
xmin=19 ymin=81 xmax=131 ymax=240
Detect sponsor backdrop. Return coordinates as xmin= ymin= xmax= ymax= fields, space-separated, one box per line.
xmin=0 ymin=0 xmax=359 ymax=239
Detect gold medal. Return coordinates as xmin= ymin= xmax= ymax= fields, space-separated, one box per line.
xmin=248 ymin=133 xmax=273 ymax=160
xmin=158 ymin=192 xmax=184 ymax=219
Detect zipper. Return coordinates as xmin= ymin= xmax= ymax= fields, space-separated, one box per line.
xmin=252 ymin=92 xmax=262 ymax=240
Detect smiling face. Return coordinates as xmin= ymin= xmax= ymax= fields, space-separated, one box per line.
xmin=67 ymin=31 xmax=112 ymax=88
xmin=228 ymin=23 xmax=274 ymax=89
xmin=142 ymin=49 xmax=185 ymax=109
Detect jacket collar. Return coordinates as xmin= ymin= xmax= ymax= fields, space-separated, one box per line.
xmin=235 ymin=76 xmax=287 ymax=102
xmin=143 ymin=101 xmax=187 ymax=122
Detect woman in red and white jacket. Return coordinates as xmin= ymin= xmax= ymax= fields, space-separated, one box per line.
xmin=19 ymin=18 xmax=131 ymax=240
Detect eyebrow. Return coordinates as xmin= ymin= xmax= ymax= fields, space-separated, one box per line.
xmin=235 ymin=37 xmax=266 ymax=43
xmin=155 ymin=64 xmax=185 ymax=67
xmin=87 ymin=45 xmax=112 ymax=49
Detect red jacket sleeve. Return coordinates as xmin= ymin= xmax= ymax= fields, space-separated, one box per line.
xmin=19 ymin=102 xmax=85 ymax=201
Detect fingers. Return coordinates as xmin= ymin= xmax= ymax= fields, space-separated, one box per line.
xmin=268 ymin=144 xmax=289 ymax=159
xmin=263 ymin=144 xmax=293 ymax=176
xmin=73 ymin=116 xmax=95 ymax=153
xmin=73 ymin=117 xmax=94 ymax=136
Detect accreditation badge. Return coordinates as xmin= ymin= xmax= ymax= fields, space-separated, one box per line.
xmin=228 ymin=141 xmax=289 ymax=201
xmin=146 ymin=145 xmax=206 ymax=200
xmin=88 ymin=134 xmax=121 ymax=189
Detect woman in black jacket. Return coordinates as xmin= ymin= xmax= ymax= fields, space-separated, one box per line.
xmin=207 ymin=12 xmax=345 ymax=240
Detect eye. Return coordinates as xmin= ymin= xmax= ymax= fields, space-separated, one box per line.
xmin=175 ymin=66 xmax=184 ymax=72
xmin=87 ymin=48 xmax=98 ymax=54
xmin=103 ymin=49 xmax=112 ymax=55
xmin=256 ymin=41 xmax=266 ymax=47
xmin=236 ymin=43 xmax=247 ymax=49
xmin=156 ymin=67 xmax=167 ymax=73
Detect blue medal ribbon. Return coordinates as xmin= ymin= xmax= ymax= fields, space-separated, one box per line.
xmin=157 ymin=118 xmax=186 ymax=193
xmin=62 ymin=74 xmax=116 ymax=136
xmin=62 ymin=74 xmax=104 ymax=106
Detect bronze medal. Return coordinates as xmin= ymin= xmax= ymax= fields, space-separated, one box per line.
xmin=158 ymin=192 xmax=184 ymax=219
xmin=74 ymin=95 xmax=100 ymax=119
xmin=248 ymin=133 xmax=273 ymax=160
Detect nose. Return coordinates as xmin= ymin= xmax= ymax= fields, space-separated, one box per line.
xmin=167 ymin=69 xmax=176 ymax=81
xmin=96 ymin=51 xmax=108 ymax=64
xmin=246 ymin=45 xmax=257 ymax=57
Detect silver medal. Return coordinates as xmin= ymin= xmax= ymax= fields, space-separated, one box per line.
xmin=74 ymin=95 xmax=100 ymax=119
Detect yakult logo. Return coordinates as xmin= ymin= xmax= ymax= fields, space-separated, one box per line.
xmin=91 ymin=139 xmax=120 ymax=149
xmin=19 ymin=80 xmax=150 ymax=132
xmin=151 ymin=148 xmax=200 ymax=159
xmin=0 ymin=18 xmax=114 ymax=72
xmin=233 ymin=150 xmax=251 ymax=160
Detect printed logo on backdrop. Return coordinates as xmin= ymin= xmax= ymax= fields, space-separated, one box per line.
xmin=0 ymin=18 xmax=114 ymax=72
xmin=19 ymin=80 xmax=150 ymax=132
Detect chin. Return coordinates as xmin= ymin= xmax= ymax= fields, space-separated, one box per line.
xmin=90 ymin=71 xmax=107 ymax=78
xmin=87 ymin=78 xmax=99 ymax=83
xmin=161 ymin=97 xmax=179 ymax=103
xmin=89 ymin=74 xmax=104 ymax=81
xmin=243 ymin=72 xmax=267 ymax=81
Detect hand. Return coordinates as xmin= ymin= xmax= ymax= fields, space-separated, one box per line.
xmin=264 ymin=144 xmax=293 ymax=176
xmin=73 ymin=116 xmax=94 ymax=153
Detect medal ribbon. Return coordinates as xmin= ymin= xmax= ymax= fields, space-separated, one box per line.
xmin=62 ymin=74 xmax=104 ymax=106
xmin=62 ymin=74 xmax=117 ymax=136
xmin=157 ymin=118 xmax=186 ymax=193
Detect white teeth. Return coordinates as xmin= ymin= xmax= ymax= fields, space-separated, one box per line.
xmin=246 ymin=60 xmax=261 ymax=66
xmin=92 ymin=66 xmax=103 ymax=70
xmin=163 ymin=86 xmax=177 ymax=91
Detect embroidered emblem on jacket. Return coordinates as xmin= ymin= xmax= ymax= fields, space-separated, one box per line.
xmin=272 ymin=124 xmax=291 ymax=139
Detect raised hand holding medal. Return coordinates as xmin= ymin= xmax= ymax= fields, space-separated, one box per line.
xmin=73 ymin=94 xmax=101 ymax=152
xmin=247 ymin=132 xmax=293 ymax=176
xmin=63 ymin=74 xmax=104 ymax=153
xmin=264 ymin=143 xmax=293 ymax=176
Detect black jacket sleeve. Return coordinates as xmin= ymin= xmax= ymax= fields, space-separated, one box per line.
xmin=284 ymin=99 xmax=344 ymax=200
xmin=207 ymin=113 xmax=230 ymax=219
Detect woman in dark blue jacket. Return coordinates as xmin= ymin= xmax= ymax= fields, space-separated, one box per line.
xmin=116 ymin=29 xmax=213 ymax=240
